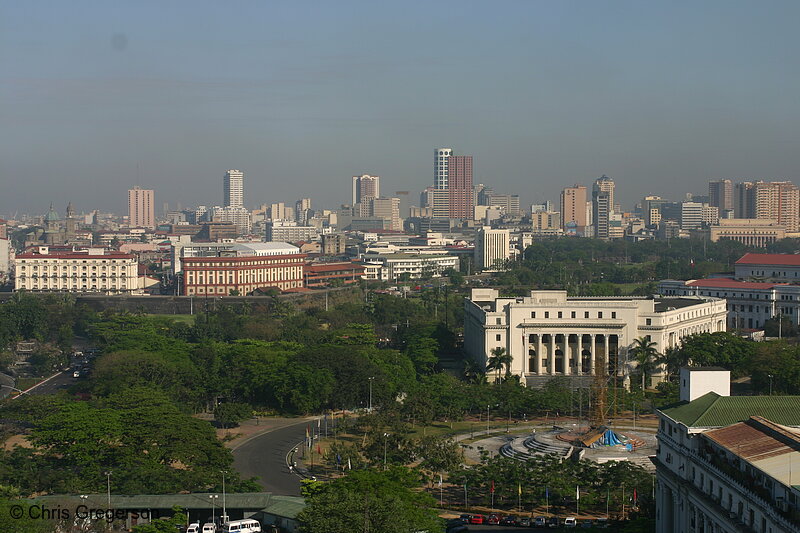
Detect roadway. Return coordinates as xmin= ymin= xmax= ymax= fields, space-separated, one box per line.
xmin=232 ymin=419 xmax=313 ymax=496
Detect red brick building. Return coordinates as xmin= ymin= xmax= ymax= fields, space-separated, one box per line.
xmin=304 ymin=261 xmax=366 ymax=288
xmin=182 ymin=253 xmax=306 ymax=295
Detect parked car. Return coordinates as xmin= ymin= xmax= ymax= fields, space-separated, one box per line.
xmin=186 ymin=524 xmax=200 ymax=533
xmin=580 ymin=519 xmax=594 ymax=528
xmin=595 ymin=518 xmax=610 ymax=528
xmin=519 ymin=517 xmax=531 ymax=527
xmin=548 ymin=516 xmax=560 ymax=528
xmin=459 ymin=514 xmax=472 ymax=523
xmin=564 ymin=516 xmax=578 ymax=528
xmin=533 ymin=516 xmax=547 ymax=528
xmin=201 ymin=524 xmax=216 ymax=533
xmin=468 ymin=514 xmax=485 ymax=525
xmin=486 ymin=514 xmax=500 ymax=525
xmin=499 ymin=515 xmax=519 ymax=526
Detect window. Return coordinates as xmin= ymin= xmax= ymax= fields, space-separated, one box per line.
xmin=584 ymin=311 xmax=589 ymax=318
xmin=646 ymin=318 xmax=652 ymax=325
xmin=495 ymin=334 xmax=501 ymax=341
xmin=544 ymin=311 xmax=550 ymax=318
xmin=598 ymin=312 xmax=603 ymax=319
xmin=531 ymin=312 xmax=536 ymax=318
xmin=496 ymin=318 xmax=501 ymax=325
xmin=571 ymin=311 xmax=576 ymax=318
xmin=557 ymin=311 xmax=562 ymax=319
xmin=611 ymin=312 xmax=616 ymax=319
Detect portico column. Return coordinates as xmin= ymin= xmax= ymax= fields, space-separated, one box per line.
xmin=589 ymin=335 xmax=596 ymax=376
xmin=548 ymin=334 xmax=556 ymax=375
xmin=535 ymin=335 xmax=542 ymax=374
xmin=521 ymin=331 xmax=527 ymax=374
xmin=604 ymin=335 xmax=611 ymax=377
xmin=563 ymin=334 xmax=571 ymax=376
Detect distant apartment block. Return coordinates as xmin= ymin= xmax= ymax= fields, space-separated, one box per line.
xmin=352 ymin=174 xmax=380 ymax=205
xmin=474 ymin=226 xmax=510 ymax=270
xmin=265 ymin=221 xmax=319 ymax=243
xmin=223 ymin=169 xmax=244 ymax=208
xmin=128 ymin=186 xmax=155 ymax=229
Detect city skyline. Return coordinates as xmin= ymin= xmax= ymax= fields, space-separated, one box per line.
xmin=4 ymin=2 xmax=800 ymax=214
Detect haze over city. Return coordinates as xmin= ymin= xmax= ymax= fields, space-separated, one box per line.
xmin=2 ymin=1 xmax=800 ymax=215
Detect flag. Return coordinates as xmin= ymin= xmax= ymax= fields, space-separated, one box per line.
xmin=633 ymin=488 xmax=638 ymax=504
xmin=336 ymin=453 xmax=341 ymax=465
xmin=518 ymin=483 xmax=522 ymax=496
xmin=317 ymin=418 xmax=321 ymax=429
xmin=545 ymin=487 xmax=549 ymax=499
xmin=490 ymin=480 xmax=495 ymax=494
xmin=347 ymin=458 xmax=352 ymax=470
xmin=317 ymin=444 xmax=322 ymax=455
xmin=576 ymin=485 xmax=580 ymax=501
xmin=438 ymin=475 xmax=443 ymax=488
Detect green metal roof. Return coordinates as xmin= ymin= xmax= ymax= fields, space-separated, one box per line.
xmin=31 ymin=493 xmax=303 ymax=516
xmin=661 ymin=392 xmax=800 ymax=428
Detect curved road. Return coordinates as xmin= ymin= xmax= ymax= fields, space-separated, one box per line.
xmin=232 ymin=419 xmax=312 ymax=496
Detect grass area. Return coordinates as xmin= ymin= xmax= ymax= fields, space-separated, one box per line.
xmin=15 ymin=377 xmax=42 ymax=391
xmin=147 ymin=314 xmax=196 ymax=325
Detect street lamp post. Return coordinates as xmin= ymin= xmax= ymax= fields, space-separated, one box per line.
xmin=209 ymin=494 xmax=219 ymax=525
xmin=768 ymin=374 xmax=774 ymax=395
xmin=104 ymin=471 xmax=112 ymax=509
xmin=221 ymin=470 xmax=227 ymax=525
xmin=486 ymin=405 xmax=490 ymax=434
xmin=368 ymin=377 xmax=375 ymax=412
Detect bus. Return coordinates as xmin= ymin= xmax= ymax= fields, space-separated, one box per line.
xmin=220 ymin=519 xmax=262 ymax=532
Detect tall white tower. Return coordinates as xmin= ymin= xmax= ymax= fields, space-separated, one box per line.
xmin=434 ymin=148 xmax=452 ymax=189
xmin=224 ymin=169 xmax=244 ymax=208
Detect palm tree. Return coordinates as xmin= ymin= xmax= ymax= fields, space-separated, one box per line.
xmin=657 ymin=346 xmax=690 ymax=381
xmin=487 ymin=347 xmax=512 ymax=383
xmin=629 ymin=337 xmax=659 ymax=390
xmin=463 ymin=359 xmax=487 ymax=385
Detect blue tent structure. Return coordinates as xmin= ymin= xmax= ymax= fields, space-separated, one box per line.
xmin=575 ymin=426 xmax=630 ymax=449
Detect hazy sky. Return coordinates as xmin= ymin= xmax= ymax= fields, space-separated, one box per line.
xmin=2 ymin=1 xmax=800 ymax=217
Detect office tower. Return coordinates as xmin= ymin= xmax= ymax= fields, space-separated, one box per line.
xmin=224 ymin=169 xmax=244 ymax=208
xmin=642 ymin=195 xmax=667 ymax=227
xmin=486 ymin=194 xmax=521 ymax=216
xmin=530 ymin=201 xmax=553 ymax=214
xmin=352 ymin=175 xmax=380 ymax=205
xmin=421 ymin=187 xmax=450 ymax=218
xmin=734 ymin=182 xmax=754 ymax=219
xmin=680 ymin=202 xmax=704 ymax=230
xmin=371 ymin=197 xmax=402 ymax=231
xmin=448 ymin=155 xmax=473 ymax=219
xmin=476 ymin=185 xmax=496 ymax=206
xmin=474 ymin=226 xmax=510 ymax=270
xmin=434 ymin=148 xmax=453 ymax=189
xmin=708 ymin=179 xmax=733 ymax=211
xmin=592 ymin=175 xmax=615 ymax=239
xmin=128 ymin=186 xmax=155 ymax=228
xmin=560 ymin=185 xmax=588 ymax=230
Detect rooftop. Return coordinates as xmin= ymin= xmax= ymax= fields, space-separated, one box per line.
xmin=687 ymin=277 xmax=786 ymax=290
xmin=661 ymin=392 xmax=800 ymax=428
xmin=704 ymin=416 xmax=800 ymax=487
xmin=736 ymin=253 xmax=800 ymax=267
xmin=653 ymin=297 xmax=715 ymax=312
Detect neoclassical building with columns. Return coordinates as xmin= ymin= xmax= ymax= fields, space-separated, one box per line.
xmin=464 ymin=289 xmax=727 ymax=387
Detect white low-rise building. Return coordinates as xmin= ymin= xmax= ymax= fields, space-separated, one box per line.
xmin=15 ymin=246 xmax=141 ymax=294
xmin=656 ymin=369 xmax=800 ymax=533
xmin=360 ymin=252 xmax=458 ymax=281
xmin=464 ymin=288 xmax=727 ymax=386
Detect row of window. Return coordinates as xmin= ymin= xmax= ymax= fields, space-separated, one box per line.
xmin=529 ymin=310 xmax=619 ymax=320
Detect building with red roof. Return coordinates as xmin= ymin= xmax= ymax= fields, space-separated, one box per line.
xmin=735 ymin=253 xmax=800 ymax=282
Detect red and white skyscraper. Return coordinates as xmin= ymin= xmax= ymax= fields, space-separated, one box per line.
xmin=128 ymin=186 xmax=155 ymax=228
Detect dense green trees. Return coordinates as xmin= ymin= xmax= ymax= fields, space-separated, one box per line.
xmin=297 ymin=468 xmax=443 ymax=533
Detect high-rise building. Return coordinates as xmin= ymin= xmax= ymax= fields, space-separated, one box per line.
xmin=128 ymin=186 xmax=155 ymax=229
xmin=352 ymin=175 xmax=380 ymax=205
xmin=735 ymin=181 xmax=799 ymax=231
xmin=708 ymin=179 xmax=733 ymax=211
xmin=434 ymin=148 xmax=453 ymax=189
xmin=486 ymin=194 xmax=521 ymax=216
xmin=295 ymin=198 xmax=312 ymax=225
xmin=474 ymin=226 xmax=510 ymax=270
xmin=224 ymin=169 xmax=244 ymax=208
xmin=447 ymin=155 xmax=473 ymax=219
xmin=641 ymin=195 xmax=667 ymax=227
xmin=560 ymin=185 xmax=588 ymax=231
xmin=371 ymin=197 xmax=402 ymax=231
xmin=592 ymin=176 xmax=616 ymax=239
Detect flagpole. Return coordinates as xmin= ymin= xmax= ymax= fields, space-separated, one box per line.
xmin=546 ymin=487 xmax=549 ymax=517
xmin=464 ymin=483 xmax=468 ymax=510
xmin=576 ymin=485 xmax=579 ymax=515
xmin=606 ymin=488 xmax=610 ymax=519
xmin=491 ymin=481 xmax=494 ymax=511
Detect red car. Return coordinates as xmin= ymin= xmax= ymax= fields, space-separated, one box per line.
xmin=469 ymin=514 xmax=485 ymax=524
xmin=486 ymin=514 xmax=500 ymax=525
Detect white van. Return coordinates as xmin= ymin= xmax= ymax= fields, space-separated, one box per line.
xmin=186 ymin=524 xmax=200 ymax=533
xmin=221 ymin=519 xmax=262 ymax=532
xmin=564 ymin=516 xmax=578 ymax=527
xmin=201 ymin=523 xmax=217 ymax=533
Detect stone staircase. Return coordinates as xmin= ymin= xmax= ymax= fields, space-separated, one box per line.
xmin=498 ymin=431 xmax=572 ymax=461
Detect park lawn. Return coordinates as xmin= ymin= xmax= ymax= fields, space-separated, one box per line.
xmin=147 ymin=313 xmax=196 ymax=325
